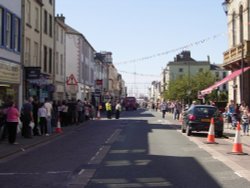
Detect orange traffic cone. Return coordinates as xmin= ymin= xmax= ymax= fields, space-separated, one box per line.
xmin=204 ymin=118 xmax=218 ymax=144
xmin=228 ymin=122 xmax=247 ymax=155
xmin=96 ymin=110 xmax=101 ymax=120
xmin=55 ymin=119 xmax=63 ymax=133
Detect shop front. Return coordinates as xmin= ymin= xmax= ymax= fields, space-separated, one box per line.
xmin=25 ymin=67 xmax=54 ymax=102
xmin=0 ymin=60 xmax=21 ymax=109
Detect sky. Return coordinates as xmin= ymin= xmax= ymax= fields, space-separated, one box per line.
xmin=56 ymin=0 xmax=228 ymax=96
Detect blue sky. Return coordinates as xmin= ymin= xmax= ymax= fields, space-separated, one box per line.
xmin=56 ymin=0 xmax=228 ymax=95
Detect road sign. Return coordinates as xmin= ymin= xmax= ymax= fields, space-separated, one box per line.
xmin=66 ymin=74 xmax=78 ymax=85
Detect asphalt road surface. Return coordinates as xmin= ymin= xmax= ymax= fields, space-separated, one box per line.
xmin=0 ymin=108 xmax=250 ymax=188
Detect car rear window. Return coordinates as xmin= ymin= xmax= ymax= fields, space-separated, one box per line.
xmin=194 ymin=107 xmax=216 ymax=116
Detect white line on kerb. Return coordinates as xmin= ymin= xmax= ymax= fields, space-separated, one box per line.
xmin=78 ymin=169 xmax=85 ymax=175
xmin=235 ymin=172 xmax=243 ymax=178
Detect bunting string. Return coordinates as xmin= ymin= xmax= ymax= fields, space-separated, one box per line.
xmin=115 ymin=32 xmax=225 ymax=65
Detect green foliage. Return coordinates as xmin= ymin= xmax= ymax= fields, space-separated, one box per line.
xmin=164 ymin=70 xmax=216 ymax=103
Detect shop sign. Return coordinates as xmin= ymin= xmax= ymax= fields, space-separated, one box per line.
xmin=96 ymin=79 xmax=103 ymax=85
xmin=25 ymin=67 xmax=41 ymax=79
xmin=0 ymin=60 xmax=20 ymax=84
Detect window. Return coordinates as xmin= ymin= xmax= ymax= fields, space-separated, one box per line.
xmin=55 ymin=24 xmax=58 ymax=41
xmin=223 ymin=84 xmax=227 ymax=90
xmin=43 ymin=46 xmax=47 ymax=72
xmin=179 ymin=68 xmax=183 ymax=72
xmin=49 ymin=14 xmax=52 ymax=37
xmin=55 ymin=52 xmax=58 ymax=74
xmin=223 ymin=72 xmax=227 ymax=78
xmin=49 ymin=0 xmax=53 ymax=5
xmin=34 ymin=42 xmax=39 ymax=66
xmin=44 ymin=10 xmax=47 ymax=34
xmin=49 ymin=48 xmax=52 ymax=73
xmin=35 ymin=7 xmax=39 ymax=31
xmin=215 ymin=72 xmax=219 ymax=78
xmin=25 ymin=38 xmax=31 ymax=66
xmin=61 ymin=28 xmax=63 ymax=44
xmin=14 ymin=17 xmax=20 ymax=52
xmin=0 ymin=8 xmax=3 ymax=45
xmin=6 ymin=13 xmax=11 ymax=48
xmin=26 ymin=0 xmax=31 ymax=25
xmin=60 ymin=54 xmax=63 ymax=76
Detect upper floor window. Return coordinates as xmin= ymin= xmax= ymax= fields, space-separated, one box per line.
xmin=215 ymin=72 xmax=219 ymax=78
xmin=49 ymin=0 xmax=53 ymax=5
xmin=49 ymin=14 xmax=52 ymax=37
xmin=61 ymin=28 xmax=63 ymax=44
xmin=14 ymin=17 xmax=20 ymax=51
xmin=34 ymin=42 xmax=39 ymax=66
xmin=26 ymin=0 xmax=31 ymax=25
xmin=0 ymin=8 xmax=3 ymax=46
xmin=55 ymin=24 xmax=59 ymax=41
xmin=179 ymin=68 xmax=183 ymax=72
xmin=223 ymin=72 xmax=227 ymax=78
xmin=44 ymin=10 xmax=47 ymax=34
xmin=6 ymin=12 xmax=11 ymax=48
xmin=35 ymin=7 xmax=39 ymax=31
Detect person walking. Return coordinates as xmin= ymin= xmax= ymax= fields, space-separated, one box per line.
xmin=21 ymin=97 xmax=34 ymax=138
xmin=160 ymin=101 xmax=167 ymax=118
xmin=115 ymin=101 xmax=122 ymax=119
xmin=38 ymin=103 xmax=47 ymax=136
xmin=105 ymin=100 xmax=112 ymax=119
xmin=241 ymin=110 xmax=249 ymax=136
xmin=44 ymin=98 xmax=53 ymax=136
xmin=6 ymin=101 xmax=19 ymax=144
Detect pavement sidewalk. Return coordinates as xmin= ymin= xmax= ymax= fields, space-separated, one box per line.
xmin=0 ymin=124 xmax=81 ymax=159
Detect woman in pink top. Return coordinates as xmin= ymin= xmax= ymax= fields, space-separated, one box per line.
xmin=6 ymin=101 xmax=19 ymax=144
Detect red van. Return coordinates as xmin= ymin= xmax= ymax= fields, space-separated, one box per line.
xmin=123 ymin=97 xmax=137 ymax=111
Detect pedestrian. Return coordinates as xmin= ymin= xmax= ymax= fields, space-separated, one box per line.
xmin=21 ymin=97 xmax=34 ymax=138
xmin=160 ymin=101 xmax=167 ymax=118
xmin=115 ymin=101 xmax=122 ymax=119
xmin=38 ymin=103 xmax=47 ymax=136
xmin=6 ymin=101 xmax=19 ymax=144
xmin=32 ymin=97 xmax=40 ymax=136
xmin=105 ymin=100 xmax=112 ymax=119
xmin=44 ymin=98 xmax=53 ymax=136
xmin=241 ymin=110 xmax=249 ymax=136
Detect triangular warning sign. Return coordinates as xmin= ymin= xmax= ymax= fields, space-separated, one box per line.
xmin=66 ymin=74 xmax=78 ymax=85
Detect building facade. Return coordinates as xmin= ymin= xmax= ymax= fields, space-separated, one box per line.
xmin=222 ymin=0 xmax=250 ymax=105
xmin=54 ymin=15 xmax=66 ymax=100
xmin=0 ymin=0 xmax=22 ymax=108
xmin=22 ymin=0 xmax=55 ymax=102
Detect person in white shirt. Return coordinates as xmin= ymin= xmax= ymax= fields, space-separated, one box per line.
xmin=44 ymin=98 xmax=53 ymax=135
xmin=38 ymin=103 xmax=47 ymax=136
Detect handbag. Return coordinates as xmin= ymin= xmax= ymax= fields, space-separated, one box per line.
xmin=29 ymin=122 xmax=35 ymax=129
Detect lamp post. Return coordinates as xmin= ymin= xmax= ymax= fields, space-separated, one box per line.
xmin=222 ymin=0 xmax=244 ymax=103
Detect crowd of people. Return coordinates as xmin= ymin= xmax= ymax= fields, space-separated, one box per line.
xmin=0 ymin=97 xmax=97 ymax=144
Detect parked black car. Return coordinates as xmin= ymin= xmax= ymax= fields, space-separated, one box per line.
xmin=181 ymin=105 xmax=224 ymax=137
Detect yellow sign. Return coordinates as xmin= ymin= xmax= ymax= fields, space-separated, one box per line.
xmin=0 ymin=60 xmax=20 ymax=84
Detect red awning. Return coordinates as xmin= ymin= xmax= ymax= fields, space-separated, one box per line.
xmin=200 ymin=66 xmax=250 ymax=95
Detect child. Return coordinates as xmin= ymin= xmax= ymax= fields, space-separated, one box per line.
xmin=241 ymin=110 xmax=249 ymax=136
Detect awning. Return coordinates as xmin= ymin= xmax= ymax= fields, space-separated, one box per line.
xmin=200 ymin=66 xmax=250 ymax=95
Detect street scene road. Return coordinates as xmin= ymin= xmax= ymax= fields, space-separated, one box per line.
xmin=1 ymin=109 xmax=250 ymax=188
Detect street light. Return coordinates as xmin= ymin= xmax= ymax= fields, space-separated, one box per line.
xmin=222 ymin=0 xmax=245 ymax=103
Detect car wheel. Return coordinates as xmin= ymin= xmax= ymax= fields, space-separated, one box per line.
xmin=181 ymin=124 xmax=186 ymax=133
xmin=217 ymin=131 xmax=223 ymax=138
xmin=186 ymin=125 xmax=191 ymax=136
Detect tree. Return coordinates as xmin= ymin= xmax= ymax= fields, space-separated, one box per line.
xmin=164 ymin=70 xmax=216 ymax=103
